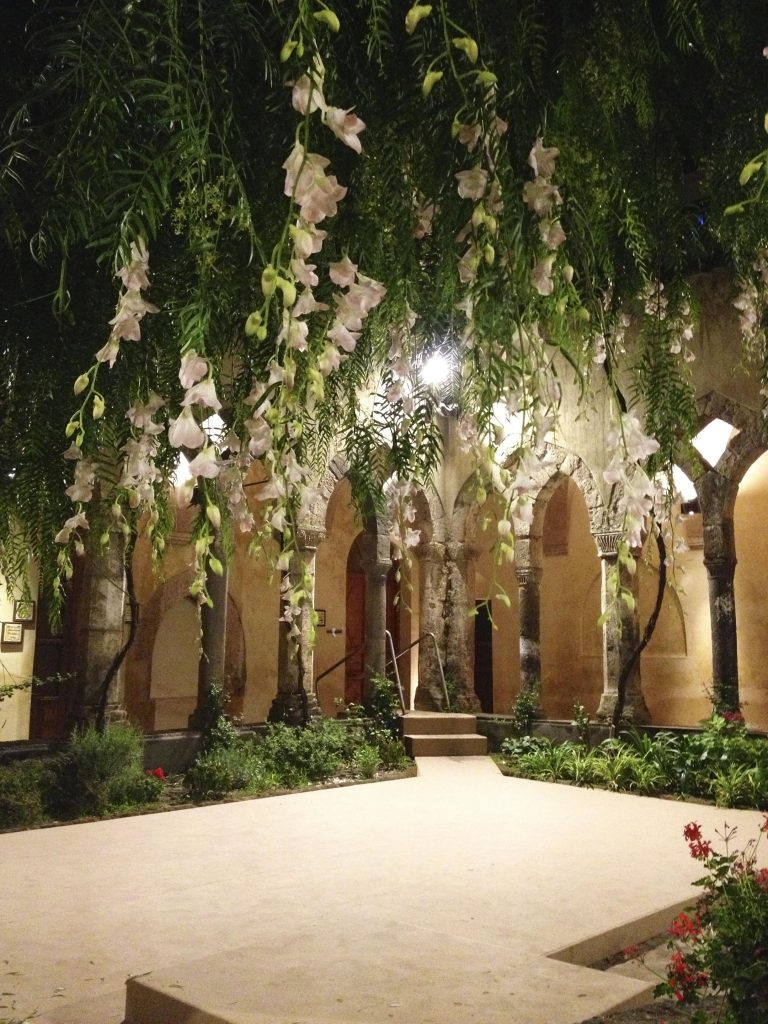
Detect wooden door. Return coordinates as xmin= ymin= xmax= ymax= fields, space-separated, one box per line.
xmin=29 ymin=577 xmax=80 ymax=741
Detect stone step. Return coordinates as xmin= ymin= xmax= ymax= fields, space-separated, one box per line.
xmin=401 ymin=712 xmax=479 ymax=737
xmin=404 ymin=733 xmax=488 ymax=757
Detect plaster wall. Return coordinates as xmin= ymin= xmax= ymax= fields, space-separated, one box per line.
xmin=540 ymin=479 xmax=603 ymax=718
xmin=314 ymin=477 xmax=361 ymax=715
xmin=0 ymin=572 xmax=37 ymax=741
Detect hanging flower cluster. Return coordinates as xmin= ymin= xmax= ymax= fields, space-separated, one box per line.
xmin=236 ymin=16 xmax=385 ymax=633
xmin=642 ymin=280 xmax=696 ymax=363
xmin=95 ymin=239 xmax=159 ymax=369
xmin=55 ymin=241 xmax=162 ymax=589
xmin=383 ymin=475 xmax=421 ymax=562
xmin=524 ymin=139 xmax=571 ymax=297
xmin=603 ymin=411 xmax=661 ymax=549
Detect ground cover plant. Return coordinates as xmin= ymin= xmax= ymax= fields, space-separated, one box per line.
xmin=184 ymin=677 xmax=411 ymax=801
xmin=497 ymin=714 xmax=768 ymax=809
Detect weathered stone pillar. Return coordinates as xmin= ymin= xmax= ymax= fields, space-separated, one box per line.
xmin=594 ymin=531 xmax=649 ymax=724
xmin=75 ymin=535 xmax=128 ymax=724
xmin=189 ymin=533 xmax=228 ymax=729
xmin=515 ymin=565 xmax=542 ymax=705
xmin=695 ymin=467 xmax=741 ymax=713
xmin=702 ymin=525 xmax=739 ymax=713
xmin=360 ymin=530 xmax=391 ymax=703
xmin=415 ymin=541 xmax=447 ymax=710
xmin=269 ymin=528 xmax=324 ymax=724
xmin=444 ymin=540 xmax=480 ymax=711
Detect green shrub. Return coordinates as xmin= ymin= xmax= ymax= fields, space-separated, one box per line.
xmin=46 ymin=723 xmax=159 ymax=819
xmin=199 ymin=681 xmax=239 ymax=752
xmin=364 ymin=674 xmax=402 ymax=733
xmin=184 ymin=742 xmax=266 ymax=801
xmin=353 ymin=744 xmax=381 ymax=779
xmin=256 ymin=719 xmax=351 ymax=788
xmin=369 ymin=727 xmax=410 ymax=771
xmin=0 ymin=759 xmax=47 ymax=829
xmin=509 ymin=684 xmax=540 ymax=737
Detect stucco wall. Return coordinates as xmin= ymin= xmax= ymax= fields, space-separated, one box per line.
xmin=0 ymin=572 xmax=38 ymax=741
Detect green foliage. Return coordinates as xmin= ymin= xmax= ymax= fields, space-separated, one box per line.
xmin=353 ymin=743 xmax=382 ymax=779
xmin=184 ymin=742 xmax=267 ymax=802
xmin=46 ymin=723 xmax=161 ymax=819
xmin=198 ymin=681 xmax=239 ymax=753
xmin=0 ymin=759 xmax=47 ymax=829
xmin=571 ymin=702 xmax=591 ymax=747
xmin=183 ymin=714 xmax=411 ymax=801
xmin=1 ymin=0 xmax=767 ymax=604
xmin=499 ymin=719 xmax=768 ymax=807
xmin=509 ymin=684 xmax=540 ymax=738
xmin=364 ymin=673 xmax=402 ymax=734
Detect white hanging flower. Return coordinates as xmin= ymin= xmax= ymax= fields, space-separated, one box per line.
xmin=168 ymin=407 xmax=205 ymax=449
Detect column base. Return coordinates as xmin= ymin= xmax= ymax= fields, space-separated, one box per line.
xmin=594 ymin=691 xmax=651 ymax=725
xmin=78 ymin=703 xmax=128 ymax=728
xmin=268 ymin=690 xmax=322 ymax=725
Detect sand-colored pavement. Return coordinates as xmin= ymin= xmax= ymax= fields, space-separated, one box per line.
xmin=1 ymin=757 xmax=765 ymax=1024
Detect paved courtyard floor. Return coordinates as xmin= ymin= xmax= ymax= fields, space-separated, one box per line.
xmin=1 ymin=756 xmax=765 ymax=1024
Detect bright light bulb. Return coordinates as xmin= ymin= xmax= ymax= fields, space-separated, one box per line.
xmin=420 ymin=352 xmax=452 ymax=388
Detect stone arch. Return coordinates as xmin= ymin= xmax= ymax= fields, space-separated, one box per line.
xmin=693 ymin=391 xmax=766 ymax=490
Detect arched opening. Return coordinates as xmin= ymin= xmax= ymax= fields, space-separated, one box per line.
xmin=540 ymin=477 xmax=602 ymax=718
xmin=148 ymin=591 xmax=246 ymax=731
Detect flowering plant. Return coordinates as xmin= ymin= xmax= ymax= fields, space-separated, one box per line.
xmin=654 ymin=818 xmax=768 ymax=1023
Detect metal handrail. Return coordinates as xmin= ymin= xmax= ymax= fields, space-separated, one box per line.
xmin=314 ymin=645 xmax=365 ymax=706
xmin=385 ymin=630 xmax=450 ymax=712
xmin=384 ymin=631 xmax=407 ymax=713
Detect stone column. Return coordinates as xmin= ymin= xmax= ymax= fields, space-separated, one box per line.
xmin=415 ymin=541 xmax=447 ymax=710
xmin=75 ymin=535 xmax=128 ymax=724
xmin=702 ymin=522 xmax=739 ymax=713
xmin=696 ymin=469 xmax=740 ymax=713
xmin=188 ymin=533 xmax=228 ymax=729
xmin=359 ymin=531 xmax=391 ymax=703
xmin=515 ymin=565 xmax=542 ymax=707
xmin=269 ymin=528 xmax=324 ymax=724
xmin=594 ymin=532 xmax=650 ymax=724
xmin=444 ymin=540 xmax=480 ymax=711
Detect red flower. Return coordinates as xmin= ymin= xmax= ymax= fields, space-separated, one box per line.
xmin=755 ymin=868 xmax=768 ymax=891
xmin=683 ymin=822 xmax=702 ymax=842
xmin=623 ymin=944 xmax=641 ymax=960
xmin=688 ymin=838 xmax=713 ymax=860
xmin=669 ymin=911 xmax=702 ymax=939
xmin=147 ymin=767 xmax=167 ymax=781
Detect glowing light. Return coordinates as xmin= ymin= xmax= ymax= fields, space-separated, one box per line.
xmin=672 ymin=465 xmax=697 ymax=504
xmin=172 ymin=453 xmax=192 ymax=488
xmin=692 ymin=418 xmax=739 ymax=468
xmin=420 ymin=352 xmax=452 ymax=388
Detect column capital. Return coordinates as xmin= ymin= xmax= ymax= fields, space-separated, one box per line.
xmin=593 ymin=531 xmax=622 ymax=559
xmin=416 ymin=540 xmax=445 ymax=564
xmin=296 ymin=527 xmax=326 ymax=551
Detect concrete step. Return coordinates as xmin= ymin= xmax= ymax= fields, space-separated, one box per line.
xmin=405 ymin=733 xmax=488 ymax=757
xmin=401 ymin=712 xmax=479 ymax=737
